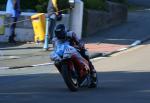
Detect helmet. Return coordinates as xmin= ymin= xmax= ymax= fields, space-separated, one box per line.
xmin=55 ymin=24 xmax=66 ymax=39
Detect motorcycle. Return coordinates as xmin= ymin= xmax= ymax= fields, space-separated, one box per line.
xmin=50 ymin=42 xmax=98 ymax=92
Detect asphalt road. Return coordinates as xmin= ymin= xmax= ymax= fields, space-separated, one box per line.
xmin=0 ymin=41 xmax=150 ymax=103
xmin=128 ymin=0 xmax=150 ymax=7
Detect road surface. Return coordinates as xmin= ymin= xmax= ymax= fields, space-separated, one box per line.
xmin=128 ymin=0 xmax=150 ymax=7
xmin=0 ymin=41 xmax=150 ymax=103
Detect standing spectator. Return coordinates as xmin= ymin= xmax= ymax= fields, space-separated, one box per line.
xmin=6 ymin=0 xmax=21 ymax=43
xmin=47 ymin=0 xmax=62 ymax=42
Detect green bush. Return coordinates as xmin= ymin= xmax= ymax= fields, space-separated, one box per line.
xmin=108 ymin=0 xmax=128 ymax=4
xmin=0 ymin=0 xmax=49 ymax=12
xmin=84 ymin=0 xmax=107 ymax=11
xmin=0 ymin=0 xmax=108 ymax=12
xmin=21 ymin=0 xmax=49 ymax=12
xmin=0 ymin=0 xmax=70 ymax=12
xmin=57 ymin=0 xmax=70 ymax=10
xmin=0 ymin=0 xmax=7 ymax=11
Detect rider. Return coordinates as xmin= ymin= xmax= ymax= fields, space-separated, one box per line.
xmin=52 ymin=24 xmax=97 ymax=87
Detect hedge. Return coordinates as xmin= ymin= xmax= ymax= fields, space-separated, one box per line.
xmin=0 ymin=0 xmax=7 ymax=11
xmin=107 ymin=0 xmax=128 ymax=4
xmin=0 ymin=0 xmax=107 ymax=12
xmin=0 ymin=0 xmax=127 ymax=12
xmin=0 ymin=0 xmax=49 ymax=12
xmin=83 ymin=0 xmax=107 ymax=10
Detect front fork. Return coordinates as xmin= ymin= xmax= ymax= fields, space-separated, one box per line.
xmin=54 ymin=59 xmax=78 ymax=76
xmin=54 ymin=61 xmax=62 ymax=74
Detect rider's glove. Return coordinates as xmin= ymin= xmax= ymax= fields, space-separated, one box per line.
xmin=78 ymin=41 xmax=85 ymax=50
xmin=50 ymin=52 xmax=61 ymax=61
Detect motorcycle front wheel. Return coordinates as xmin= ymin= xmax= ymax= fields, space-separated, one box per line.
xmin=61 ymin=62 xmax=79 ymax=92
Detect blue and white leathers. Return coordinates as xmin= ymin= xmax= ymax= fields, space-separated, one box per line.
xmin=50 ymin=40 xmax=78 ymax=61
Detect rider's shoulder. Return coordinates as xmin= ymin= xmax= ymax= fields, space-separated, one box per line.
xmin=52 ymin=37 xmax=60 ymax=43
xmin=52 ymin=37 xmax=57 ymax=41
xmin=66 ymin=31 xmax=76 ymax=37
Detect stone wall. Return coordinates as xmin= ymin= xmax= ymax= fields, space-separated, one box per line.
xmin=0 ymin=1 xmax=128 ymax=42
xmin=0 ymin=12 xmax=35 ymax=42
xmin=83 ymin=1 xmax=128 ymax=37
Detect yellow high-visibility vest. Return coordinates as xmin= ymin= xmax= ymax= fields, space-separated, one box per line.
xmin=52 ymin=0 xmax=58 ymax=12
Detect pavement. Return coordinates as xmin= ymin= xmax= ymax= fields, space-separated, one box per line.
xmin=1 ymin=8 xmax=150 ymax=69
xmin=84 ymin=8 xmax=150 ymax=57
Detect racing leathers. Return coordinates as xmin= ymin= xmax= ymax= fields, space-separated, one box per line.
xmin=52 ymin=30 xmax=97 ymax=87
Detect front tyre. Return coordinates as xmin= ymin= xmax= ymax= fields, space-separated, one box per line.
xmin=61 ymin=62 xmax=79 ymax=92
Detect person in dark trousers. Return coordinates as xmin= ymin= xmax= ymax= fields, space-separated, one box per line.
xmin=47 ymin=0 xmax=60 ymax=42
xmin=6 ymin=0 xmax=21 ymax=43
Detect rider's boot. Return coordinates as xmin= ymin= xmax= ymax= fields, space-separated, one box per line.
xmin=88 ymin=61 xmax=97 ymax=88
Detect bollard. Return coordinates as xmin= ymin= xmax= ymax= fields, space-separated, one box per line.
xmin=43 ymin=17 xmax=49 ymax=51
xmin=69 ymin=0 xmax=83 ymax=39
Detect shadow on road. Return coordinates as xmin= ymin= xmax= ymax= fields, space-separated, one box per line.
xmin=0 ymin=71 xmax=150 ymax=102
xmin=0 ymin=42 xmax=43 ymax=50
xmin=0 ymin=43 xmax=25 ymax=48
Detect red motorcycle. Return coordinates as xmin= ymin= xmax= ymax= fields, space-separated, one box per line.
xmin=51 ymin=42 xmax=98 ymax=91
